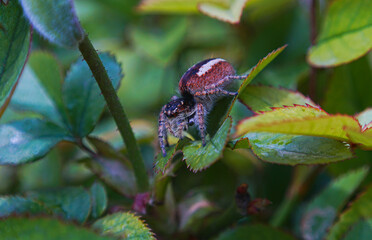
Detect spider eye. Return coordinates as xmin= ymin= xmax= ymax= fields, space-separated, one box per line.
xmin=165 ymin=98 xmax=188 ymax=117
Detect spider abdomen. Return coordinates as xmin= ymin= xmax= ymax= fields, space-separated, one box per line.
xmin=179 ymin=58 xmax=236 ymax=96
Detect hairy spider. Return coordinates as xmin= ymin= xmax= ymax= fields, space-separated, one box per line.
xmin=158 ymin=58 xmax=247 ymax=156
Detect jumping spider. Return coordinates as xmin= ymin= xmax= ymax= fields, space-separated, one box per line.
xmin=158 ymin=58 xmax=247 ymax=156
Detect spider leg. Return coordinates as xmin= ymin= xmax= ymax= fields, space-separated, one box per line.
xmin=158 ymin=110 xmax=168 ymax=157
xmin=196 ymin=103 xmax=207 ymax=147
xmin=175 ymin=120 xmax=188 ymax=139
xmin=194 ymin=88 xmax=238 ymax=97
xmin=205 ymin=75 xmax=247 ymax=90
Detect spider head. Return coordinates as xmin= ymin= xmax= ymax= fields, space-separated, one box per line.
xmin=164 ymin=96 xmax=195 ymax=118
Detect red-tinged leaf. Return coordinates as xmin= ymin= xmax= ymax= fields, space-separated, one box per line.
xmin=132 ymin=192 xmax=150 ymax=215
xmin=235 ymin=105 xmax=361 ymax=142
xmin=0 ymin=1 xmax=31 ymax=118
xmin=235 ymin=183 xmax=251 ymax=215
xmin=208 ymin=46 xmax=287 ymax=135
xmin=238 ymin=45 xmax=287 ymax=95
xmin=238 ymin=85 xmax=316 ymax=113
xmin=345 ymin=127 xmax=372 ymax=150
xmin=247 ymin=198 xmax=272 ymax=215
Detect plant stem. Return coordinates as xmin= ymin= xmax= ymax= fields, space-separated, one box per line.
xmin=78 ymin=35 xmax=149 ymax=192
xmin=153 ymin=153 xmax=183 ymax=204
xmin=309 ymin=0 xmax=318 ymax=100
xmin=270 ymin=165 xmax=323 ymax=227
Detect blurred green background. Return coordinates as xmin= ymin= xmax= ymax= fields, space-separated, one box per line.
xmin=1 ymin=0 xmax=371 ymax=238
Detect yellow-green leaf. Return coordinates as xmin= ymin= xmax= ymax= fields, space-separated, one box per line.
xmin=308 ymin=0 xmax=372 ymax=67
xmin=235 ymin=105 xmax=360 ymax=142
xmin=137 ymin=0 xmax=229 ymax=14
xmin=345 ymin=127 xmax=372 ymax=150
xmin=198 ymin=0 xmax=247 ymax=24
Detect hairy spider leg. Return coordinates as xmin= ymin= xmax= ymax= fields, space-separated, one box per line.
xmin=205 ymin=74 xmax=248 ymax=90
xmin=194 ymin=88 xmax=238 ymax=97
xmin=196 ymin=103 xmax=207 ymax=146
xmin=176 ymin=120 xmax=188 ymax=139
xmin=158 ymin=108 xmax=168 ymax=157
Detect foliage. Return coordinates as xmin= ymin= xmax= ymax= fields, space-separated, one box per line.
xmin=0 ymin=0 xmax=371 ymax=239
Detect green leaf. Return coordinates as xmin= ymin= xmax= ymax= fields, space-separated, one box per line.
xmin=326 ymin=185 xmax=372 ymax=240
xmin=90 ymin=182 xmax=107 ymax=219
xmin=183 ymin=117 xmax=232 ymax=172
xmin=0 ymin=196 xmax=47 ymax=217
xmin=0 ymin=118 xmax=72 ymax=165
xmin=300 ymin=167 xmax=369 ymax=240
xmin=63 ymin=53 xmax=123 ymax=137
xmin=323 ymin=56 xmax=372 ymax=115
xmin=232 ymin=133 xmax=353 ymax=165
xmin=93 ymin=212 xmax=155 ymax=240
xmin=178 ymin=193 xmax=216 ymax=232
xmin=27 ymin=51 xmax=69 ymax=126
xmin=86 ymin=137 xmax=137 ymax=196
xmin=308 ymin=0 xmax=372 ymax=67
xmin=238 ymin=85 xmax=315 ymax=113
xmin=84 ymin=157 xmax=137 ymax=197
xmin=88 ymin=136 xmax=128 ymax=161
xmin=27 ymin=187 xmax=91 ymax=223
xmin=0 ymin=1 xmax=31 ymax=116
xmin=345 ymin=127 xmax=372 ymax=150
xmin=10 ymin=67 xmax=64 ymax=126
xmin=235 ymin=105 xmax=360 ymax=142
xmin=238 ymin=45 xmax=287 ymax=95
xmin=20 ymin=0 xmax=84 ymax=48
xmin=201 ymin=46 xmax=287 ymax=136
xmin=154 ymin=138 xmax=191 ymax=174
xmin=137 ymin=0 xmax=228 ymax=13
xmin=216 ymin=224 xmax=295 ymax=240
xmin=0 ymin=217 xmax=115 ymax=240
xmin=342 ymin=219 xmax=372 ymax=240
xmin=155 ymin=144 xmax=178 ymax=174
xmin=198 ymin=0 xmax=247 ymax=24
